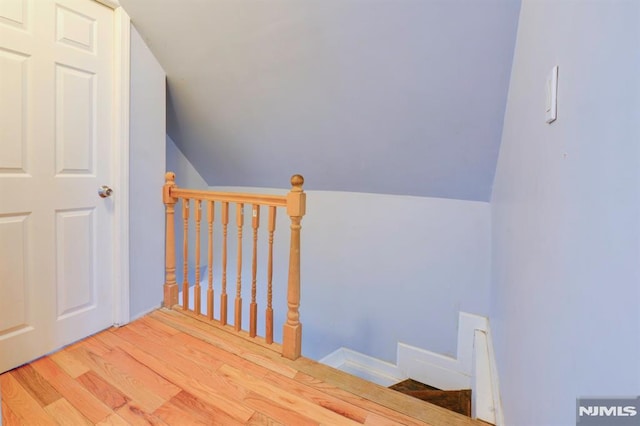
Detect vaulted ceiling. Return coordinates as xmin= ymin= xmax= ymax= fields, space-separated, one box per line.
xmin=120 ymin=0 xmax=521 ymax=201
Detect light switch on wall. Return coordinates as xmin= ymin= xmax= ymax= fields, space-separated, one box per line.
xmin=545 ymin=65 xmax=558 ymax=123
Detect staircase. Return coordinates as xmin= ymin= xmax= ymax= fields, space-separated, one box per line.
xmin=389 ymin=379 xmax=472 ymax=417
xmin=320 ymin=312 xmax=503 ymax=425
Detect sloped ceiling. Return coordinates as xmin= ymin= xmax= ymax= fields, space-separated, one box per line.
xmin=120 ymin=0 xmax=521 ymax=201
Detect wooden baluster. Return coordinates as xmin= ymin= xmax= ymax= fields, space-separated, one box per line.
xmin=266 ymin=206 xmax=276 ymax=344
xmin=250 ymin=204 xmax=260 ymax=338
xmin=283 ymin=175 xmax=305 ymax=360
xmin=163 ymin=172 xmax=179 ymax=307
xmin=207 ymin=200 xmax=214 ymax=320
xmin=182 ymin=198 xmax=190 ymax=310
xmin=220 ymin=202 xmax=229 ymax=325
xmin=235 ymin=203 xmax=244 ymax=331
xmin=194 ymin=200 xmax=202 ymax=315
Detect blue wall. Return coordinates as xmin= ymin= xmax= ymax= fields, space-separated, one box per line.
xmin=129 ymin=26 xmax=166 ymax=319
xmin=297 ymin=190 xmax=491 ymax=361
xmin=491 ymin=1 xmax=640 ymax=424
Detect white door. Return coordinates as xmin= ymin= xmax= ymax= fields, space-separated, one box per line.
xmin=0 ymin=0 xmax=116 ymax=373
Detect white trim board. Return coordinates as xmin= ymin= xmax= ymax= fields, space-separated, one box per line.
xmin=321 ymin=348 xmax=405 ymax=387
xmin=319 ymin=312 xmax=503 ymax=425
xmin=112 ymin=6 xmax=131 ymax=326
xmin=398 ymin=312 xmax=486 ymax=390
xmin=474 ymin=327 xmax=504 ymax=425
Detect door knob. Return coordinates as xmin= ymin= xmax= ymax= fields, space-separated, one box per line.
xmin=98 ymin=185 xmax=113 ymax=198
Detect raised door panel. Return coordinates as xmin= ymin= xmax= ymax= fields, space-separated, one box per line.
xmin=0 ymin=211 xmax=48 ymax=371
xmin=55 ymin=209 xmax=96 ymax=319
xmin=56 ymin=4 xmax=96 ymax=53
xmin=0 ymin=214 xmax=30 ymax=336
xmin=0 ymin=49 xmax=29 ymax=174
xmin=0 ymin=0 xmax=29 ymax=31
xmin=55 ymin=64 xmax=95 ymax=175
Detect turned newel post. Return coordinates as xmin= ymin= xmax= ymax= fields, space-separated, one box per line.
xmin=163 ymin=172 xmax=179 ymax=307
xmin=283 ymin=174 xmax=305 ymax=360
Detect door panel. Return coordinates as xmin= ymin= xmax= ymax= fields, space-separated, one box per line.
xmin=0 ymin=214 xmax=29 ymax=334
xmin=56 ymin=4 xmax=97 ymax=54
xmin=55 ymin=64 xmax=96 ymax=175
xmin=0 ymin=0 xmax=29 ymax=31
xmin=0 ymin=49 xmax=28 ymax=173
xmin=0 ymin=0 xmax=115 ymax=373
xmin=55 ymin=208 xmax=96 ymax=319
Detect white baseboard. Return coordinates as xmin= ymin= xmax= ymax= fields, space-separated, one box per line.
xmin=475 ymin=327 xmax=504 ymax=425
xmin=397 ymin=312 xmax=487 ymax=391
xmin=397 ymin=343 xmax=471 ymax=391
xmin=319 ymin=312 xmax=503 ymax=425
xmin=320 ymin=348 xmax=405 ymax=387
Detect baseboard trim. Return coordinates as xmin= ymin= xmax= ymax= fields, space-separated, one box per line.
xmin=397 ymin=343 xmax=471 ymax=391
xmin=320 ymin=348 xmax=405 ymax=387
xmin=397 ymin=312 xmax=487 ymax=390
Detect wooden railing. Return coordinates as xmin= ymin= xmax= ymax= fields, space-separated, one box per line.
xmin=162 ymin=172 xmax=306 ymax=360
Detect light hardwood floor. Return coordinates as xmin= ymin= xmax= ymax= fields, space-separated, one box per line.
xmin=1 ymin=309 xmax=484 ymax=425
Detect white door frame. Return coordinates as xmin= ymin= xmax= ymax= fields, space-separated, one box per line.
xmin=97 ymin=0 xmax=130 ymax=326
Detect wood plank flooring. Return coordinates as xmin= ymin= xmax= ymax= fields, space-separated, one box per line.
xmin=1 ymin=309 xmax=485 ymax=425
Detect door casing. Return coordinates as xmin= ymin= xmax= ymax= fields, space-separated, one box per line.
xmin=110 ymin=1 xmax=131 ymax=326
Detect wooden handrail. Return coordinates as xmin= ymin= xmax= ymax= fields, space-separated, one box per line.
xmin=163 ymin=173 xmax=305 ymax=360
xmin=170 ymin=188 xmax=287 ymax=207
